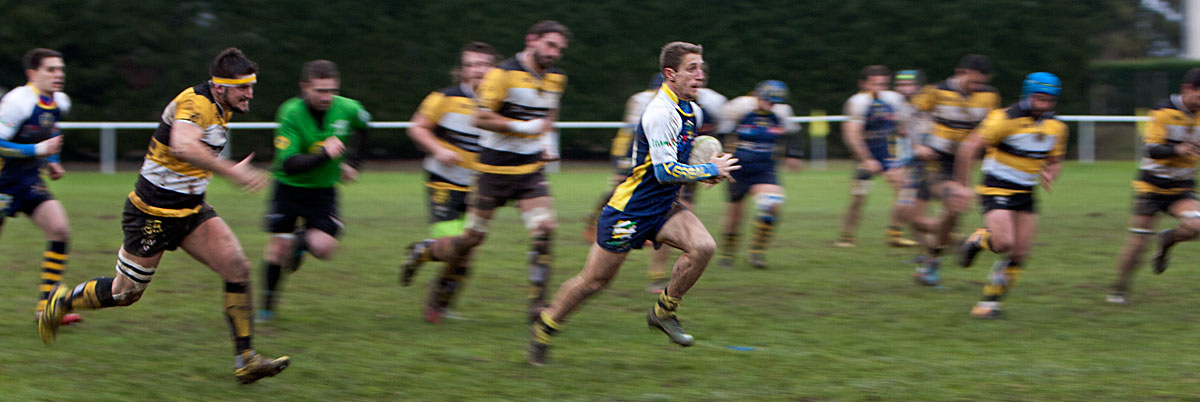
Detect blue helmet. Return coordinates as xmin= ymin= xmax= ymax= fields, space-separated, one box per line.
xmin=1022 ymin=72 xmax=1061 ymax=97
xmin=754 ymin=80 xmax=789 ymax=103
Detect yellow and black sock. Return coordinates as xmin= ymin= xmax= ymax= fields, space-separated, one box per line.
xmin=982 ymin=259 xmax=1023 ymax=302
xmin=67 ymin=277 xmax=117 ymax=310
xmin=722 ymin=232 xmax=739 ymax=258
xmin=224 ymin=282 xmax=254 ymax=355
xmin=37 ymin=241 xmax=68 ymax=313
xmin=750 ymin=215 xmax=776 ymax=254
xmin=975 ymin=229 xmax=994 ymax=253
xmin=262 ymin=261 xmax=283 ymax=312
xmin=528 ymin=234 xmax=553 ymax=305
xmin=648 ymin=269 xmax=669 ymax=283
xmin=654 ymin=291 xmax=681 ymax=318
xmin=886 ymin=225 xmax=903 ymax=239
xmin=532 ymin=311 xmax=561 ymax=345
xmin=430 ymin=264 xmax=470 ymax=309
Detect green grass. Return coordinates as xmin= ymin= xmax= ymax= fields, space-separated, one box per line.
xmin=3 ymin=160 xmax=1200 ymax=401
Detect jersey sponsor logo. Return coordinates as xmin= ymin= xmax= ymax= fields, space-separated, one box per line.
xmin=331 ymin=120 xmax=349 ymax=136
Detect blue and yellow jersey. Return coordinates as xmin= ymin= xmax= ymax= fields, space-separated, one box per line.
xmin=911 ymin=79 xmax=1000 ymax=154
xmin=416 ymin=84 xmax=483 ymax=188
xmin=718 ymin=95 xmax=800 ymax=164
xmin=844 ymin=90 xmax=907 ymax=163
xmin=475 ymin=54 xmax=566 ymax=175
xmin=607 ymin=84 xmax=718 ymax=215
xmin=1135 ymin=95 xmax=1200 ymax=195
xmin=976 ymin=102 xmax=1068 ymax=196
xmin=0 ymin=84 xmax=70 ymax=185
xmin=130 ymin=83 xmax=232 ymax=217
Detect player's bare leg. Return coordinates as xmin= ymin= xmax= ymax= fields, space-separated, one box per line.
xmin=884 ymin=168 xmax=918 ymax=247
xmin=745 ymin=184 xmax=784 ymax=268
xmin=720 ymin=200 xmax=743 ymax=267
xmin=530 ymin=243 xmax=627 ymax=365
xmin=518 ymin=195 xmax=557 ymax=319
xmin=30 ymin=200 xmax=81 ymax=325
xmin=1153 ymin=199 xmax=1200 ymax=275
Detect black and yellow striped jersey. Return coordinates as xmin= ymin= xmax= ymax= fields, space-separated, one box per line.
xmin=475 ymin=54 xmax=566 ymax=175
xmin=415 ymin=84 xmax=483 ymax=187
xmin=975 ymin=102 xmax=1068 ymax=196
xmin=911 ymin=79 xmax=1001 ymax=154
xmin=1135 ymin=94 xmax=1200 ymax=195
xmin=130 ymin=83 xmax=231 ymax=217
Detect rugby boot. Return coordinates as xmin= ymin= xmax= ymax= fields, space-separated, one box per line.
xmin=234 ymin=351 xmax=290 ymax=384
xmin=647 ymin=307 xmax=694 ymax=347
xmin=38 ymin=284 xmax=70 ymax=345
xmin=912 ymin=258 xmax=941 ymax=287
xmin=1105 ymin=290 xmax=1131 ymax=305
xmin=970 ymin=301 xmax=1003 ymax=319
xmin=400 ymin=239 xmax=433 ymax=286
xmin=527 ymin=341 xmax=550 ymax=366
xmin=958 ymin=229 xmax=988 ymax=268
xmin=1152 ymin=229 xmax=1175 ymax=275
xmin=748 ymin=252 xmax=768 ymax=269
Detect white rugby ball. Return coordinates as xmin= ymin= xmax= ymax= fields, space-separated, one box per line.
xmin=689 ymin=135 xmax=722 ymax=164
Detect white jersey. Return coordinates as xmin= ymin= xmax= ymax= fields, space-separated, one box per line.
xmin=0 ymin=84 xmax=71 ymax=140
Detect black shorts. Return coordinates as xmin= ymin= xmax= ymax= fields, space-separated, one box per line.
xmin=427 ymin=178 xmax=470 ymax=224
xmin=1133 ymin=192 xmax=1197 ymax=216
xmin=0 ymin=176 xmax=53 ymax=219
xmin=122 ymin=199 xmax=219 ymax=257
xmin=980 ymin=193 xmax=1036 ymax=213
xmin=925 ymin=150 xmax=956 ymax=183
xmin=264 ymin=182 xmax=342 ymax=236
xmin=470 ymin=171 xmax=550 ymax=211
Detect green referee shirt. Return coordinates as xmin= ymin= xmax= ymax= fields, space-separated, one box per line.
xmin=272 ymin=95 xmax=371 ymax=188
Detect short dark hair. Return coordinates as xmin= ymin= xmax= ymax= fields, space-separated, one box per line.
xmin=301 ymin=60 xmax=339 ymax=82
xmin=210 ymin=47 xmax=258 ymax=79
xmin=859 ymin=65 xmax=891 ymax=81
xmin=23 ymin=48 xmax=61 ymax=71
xmin=958 ymin=54 xmax=993 ymax=75
xmin=460 ymin=41 xmax=497 ymax=59
xmin=527 ymin=20 xmax=571 ymax=41
xmin=660 ymin=41 xmax=703 ymax=71
xmin=1184 ymin=67 xmax=1200 ymax=87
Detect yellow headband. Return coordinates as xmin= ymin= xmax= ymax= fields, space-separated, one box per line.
xmin=211 ymin=74 xmax=257 ymax=86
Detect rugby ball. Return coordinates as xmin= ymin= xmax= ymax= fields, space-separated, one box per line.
xmin=689 ymin=135 xmax=722 ymax=164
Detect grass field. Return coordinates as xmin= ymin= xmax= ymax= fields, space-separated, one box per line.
xmin=3 ymin=160 xmax=1200 ymax=400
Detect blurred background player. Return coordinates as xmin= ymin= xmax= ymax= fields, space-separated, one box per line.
xmin=893 ymin=69 xmax=939 ymax=252
xmin=529 ymin=41 xmax=740 ymax=365
xmin=1108 ymin=68 xmax=1200 ymax=304
xmin=835 ymin=66 xmax=919 ymax=249
xmin=908 ymin=54 xmax=1001 ymax=286
xmin=257 ymin=60 xmax=371 ymax=323
xmin=716 ymin=80 xmax=800 ymax=269
xmin=400 ymin=42 xmax=497 ymax=323
xmin=38 ymin=48 xmax=289 ymax=384
xmin=404 ymin=21 xmax=569 ymax=321
xmin=0 ymin=48 xmax=76 ymax=326
xmin=952 ymin=72 xmax=1065 ymax=318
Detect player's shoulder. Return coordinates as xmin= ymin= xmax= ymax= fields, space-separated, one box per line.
xmin=1153 ymin=96 xmax=1181 ymax=112
xmin=332 ymin=95 xmax=364 ymax=110
xmin=845 ymin=91 xmax=873 ymax=104
xmin=1000 ymin=103 xmax=1027 ymax=119
xmin=878 ymin=90 xmax=906 ymax=104
xmin=495 ymin=57 xmax=523 ymax=72
xmin=0 ymin=85 xmax=36 ymax=108
xmin=932 ymin=80 xmax=953 ymax=92
xmin=435 ymin=84 xmax=469 ymax=98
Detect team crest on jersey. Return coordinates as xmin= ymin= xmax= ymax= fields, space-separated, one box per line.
xmin=610 ymin=220 xmax=637 ymax=241
xmin=682 ymin=119 xmax=695 ymax=142
xmin=38 ymin=112 xmax=54 ymax=128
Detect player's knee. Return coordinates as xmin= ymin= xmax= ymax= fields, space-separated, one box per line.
xmin=45 ymin=224 xmax=70 ymax=242
xmin=691 ymin=236 xmax=717 ymax=260
xmin=460 ymin=230 xmax=487 ymax=250
xmin=990 ymin=235 xmax=1015 ymax=254
xmin=221 ymin=254 xmax=253 ymax=283
xmin=522 ymin=207 xmax=556 ymax=233
xmin=307 ymin=243 xmax=336 ymax=260
xmin=114 ymin=255 xmax=156 ymax=306
xmin=754 ymin=193 xmax=785 ymax=219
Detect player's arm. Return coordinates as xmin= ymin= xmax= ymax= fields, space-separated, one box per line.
xmin=1041 ymin=122 xmax=1069 ymax=192
xmin=841 ymin=96 xmax=880 ymax=172
xmin=952 ymin=110 xmax=1008 ymax=185
xmin=1144 ymin=110 xmax=1198 ymax=157
xmin=345 ymin=105 xmax=371 ymax=169
xmin=772 ymin=103 xmax=805 ymax=167
xmin=276 ymin=116 xmax=335 ymax=175
xmin=644 ymin=105 xmax=738 ymax=184
xmin=170 ymin=121 xmax=267 ymax=191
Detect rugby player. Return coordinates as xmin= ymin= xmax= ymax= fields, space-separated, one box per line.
xmin=0 ymin=48 xmax=78 ymax=325
xmin=257 ymin=60 xmax=371 ymax=322
xmin=400 ymin=42 xmax=497 ymax=323
xmin=716 ymin=80 xmax=800 ymax=269
xmin=1108 ymin=68 xmax=1200 ymax=304
xmin=528 ymin=41 xmax=740 ymax=365
xmin=38 ymin=48 xmax=289 ymax=384
xmin=403 ymin=21 xmax=569 ymax=321
xmin=908 ymin=55 xmax=1001 ymax=286
xmin=952 ymin=72 xmax=1065 ymax=318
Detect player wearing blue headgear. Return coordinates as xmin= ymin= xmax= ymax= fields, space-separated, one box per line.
xmin=716 ymin=79 xmax=801 ymax=269
xmin=1109 ymin=68 xmax=1200 ymax=304
xmin=949 ymin=72 xmax=1066 ymax=318
xmin=836 ymin=65 xmax=921 ymax=249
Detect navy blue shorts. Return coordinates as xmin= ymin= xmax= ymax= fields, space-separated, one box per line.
xmin=0 ymin=176 xmax=53 ymax=218
xmin=728 ymin=161 xmax=777 ymax=202
xmin=595 ymin=202 xmax=686 ymax=253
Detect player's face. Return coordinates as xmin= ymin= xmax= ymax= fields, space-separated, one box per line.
xmin=667 ymin=53 xmax=705 ymax=100
xmin=216 ymin=84 xmax=254 ymax=114
xmin=528 ymin=32 xmax=568 ymax=69
xmin=29 ymin=57 xmax=65 ymax=94
xmin=300 ymin=77 xmax=339 ymax=111
xmin=1028 ymin=92 xmax=1057 ymax=113
xmin=460 ymin=51 xmax=495 ymax=89
xmin=757 ymin=98 xmax=774 ymax=111
xmin=894 ymin=79 xmax=919 ymax=97
xmin=1183 ymin=86 xmax=1200 ymax=111
xmin=860 ymin=75 xmax=889 ymax=93
xmin=964 ymin=70 xmax=991 ymax=91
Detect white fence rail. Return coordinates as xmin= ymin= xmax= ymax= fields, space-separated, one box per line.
xmin=58 ymin=115 xmax=1149 ymax=174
